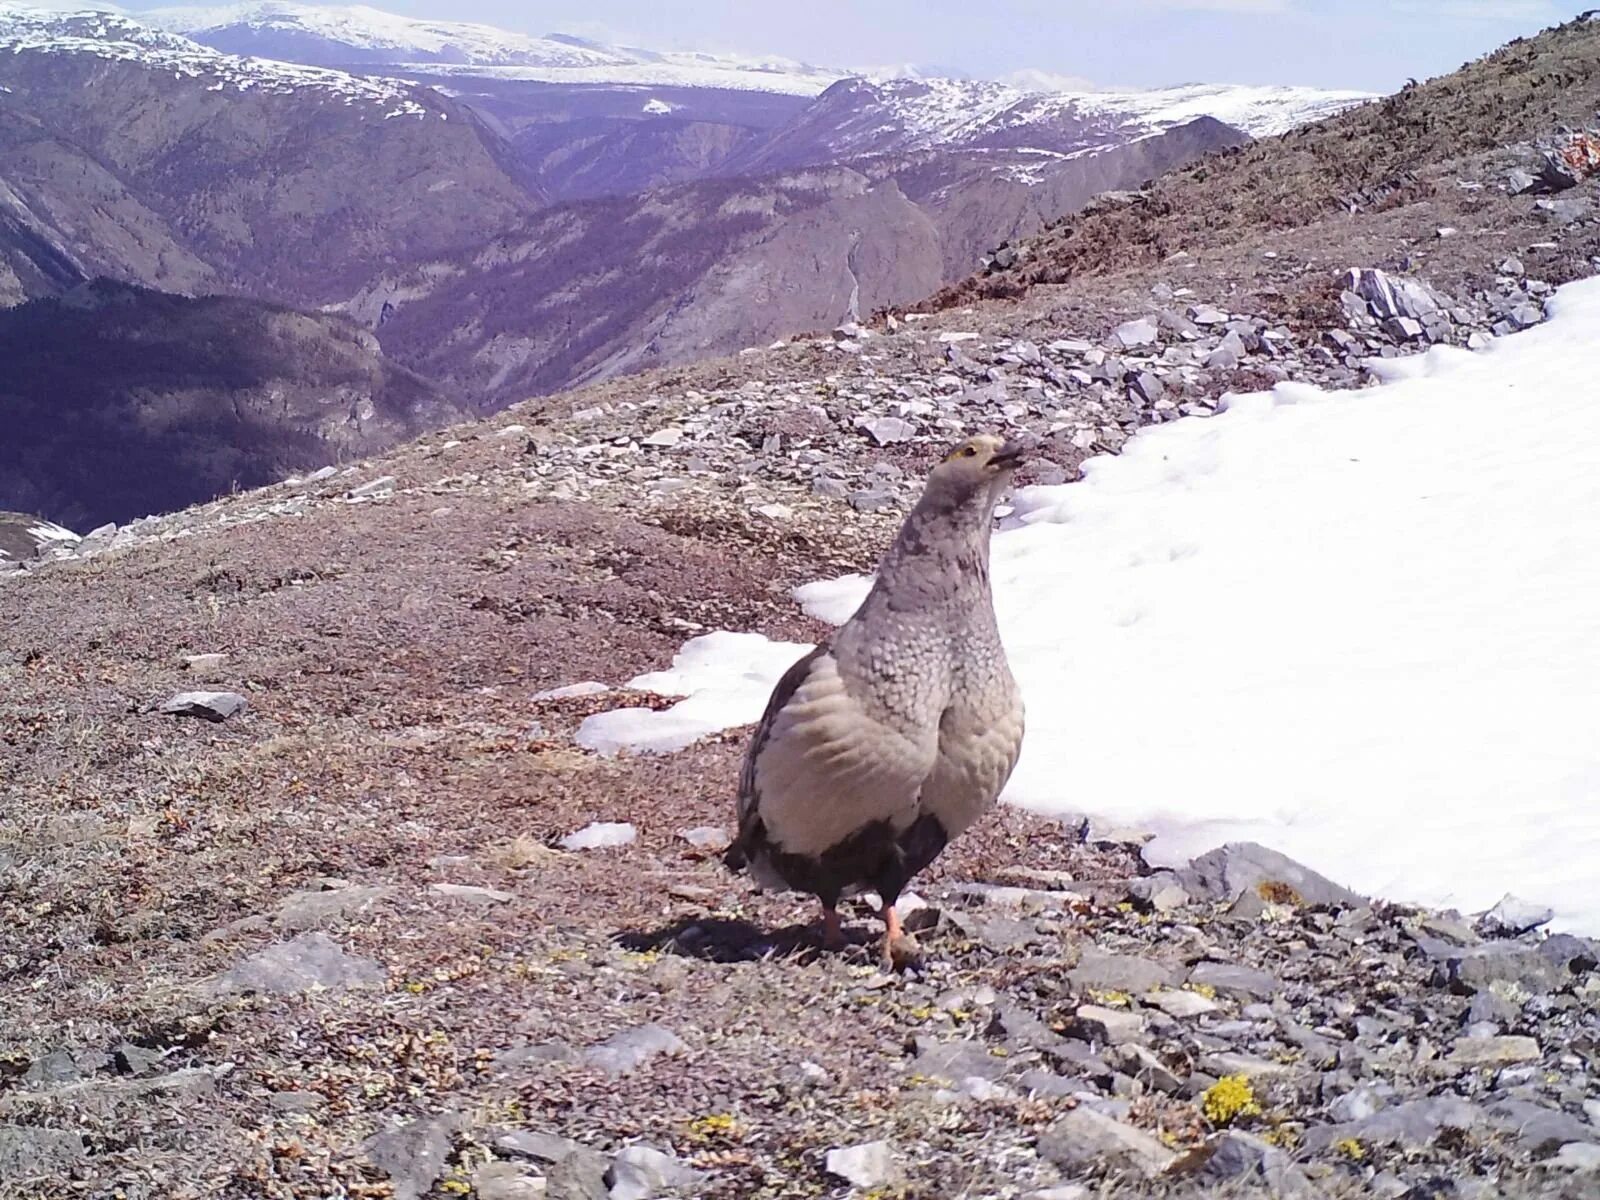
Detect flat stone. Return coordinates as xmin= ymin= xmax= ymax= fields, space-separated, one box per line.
xmin=182 ymin=652 xmax=228 ymax=679
xmin=1038 ymin=1106 xmax=1177 ymax=1178
xmin=1198 ymin=1053 xmax=1296 ymax=1080
xmin=1188 ymin=960 xmax=1281 ymax=1000
xmin=159 ymin=690 xmax=248 ymax=722
xmin=496 ymin=1131 xmax=583 ymax=1164
xmin=863 ymin=416 xmax=916 ymax=445
xmin=1069 ymin=947 xmax=1177 ymax=993
xmin=1180 ymin=842 xmax=1362 ymax=908
xmin=677 ymin=826 xmax=730 ymax=852
xmin=1071 ymin=1004 xmax=1146 ymax=1046
xmin=213 ymin=932 xmax=385 ymax=995
xmin=543 ymin=1148 xmax=610 ymax=1200
xmin=275 ymin=884 xmax=394 ymax=931
xmin=347 ymin=476 xmax=397 ymax=499
xmin=1447 ymin=1035 xmax=1541 ymax=1067
xmin=1113 ymin=318 xmax=1160 ymax=348
xmin=1485 ymin=1099 xmax=1598 ymax=1153
xmin=1304 ymin=1096 xmax=1486 ymax=1152
xmin=1143 ymin=988 xmax=1219 ymax=1018
xmin=605 ymin=1145 xmax=707 ymax=1200
xmin=269 ymin=1090 xmax=325 ymax=1113
xmin=429 ymin=883 xmax=514 ymax=905
xmin=1189 ymin=305 xmax=1229 ymax=325
xmin=363 ymin=1114 xmax=461 ymax=1200
xmin=559 ymin=822 xmax=636 ymax=851
xmin=641 ymin=428 xmax=683 ymax=447
xmin=824 ymin=1141 xmax=901 ymax=1189
xmin=0 ymin=1125 xmax=86 ymax=1183
xmin=472 ymin=1162 xmax=548 ymax=1200
xmin=914 ymin=1037 xmax=1007 ymax=1083
xmin=581 ymin=1025 xmax=685 ymax=1077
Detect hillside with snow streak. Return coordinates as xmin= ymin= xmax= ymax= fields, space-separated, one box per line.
xmin=579 ymin=275 xmax=1600 ymax=933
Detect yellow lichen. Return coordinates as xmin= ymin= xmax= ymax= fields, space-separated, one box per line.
xmin=1201 ymin=1075 xmax=1261 ymax=1126
xmin=1186 ymin=982 xmax=1218 ymax=1000
xmin=1334 ymin=1137 xmax=1366 ymax=1160
xmin=687 ymin=1114 xmax=740 ymax=1142
xmin=1088 ymin=989 xmax=1132 ymax=1008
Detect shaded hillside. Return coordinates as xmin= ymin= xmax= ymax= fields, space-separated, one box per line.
xmin=358 ymin=119 xmax=1245 ymax=410
xmin=0 ymin=8 xmax=539 ymax=308
xmin=0 ymin=280 xmax=467 ymax=530
xmin=935 ymin=11 xmax=1600 ymax=305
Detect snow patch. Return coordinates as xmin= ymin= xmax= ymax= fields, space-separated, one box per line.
xmin=582 ymin=275 xmax=1600 ymax=934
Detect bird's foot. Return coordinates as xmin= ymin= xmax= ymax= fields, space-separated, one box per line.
xmin=880 ymin=904 xmax=923 ymax=972
xmin=819 ymin=905 xmax=846 ymax=952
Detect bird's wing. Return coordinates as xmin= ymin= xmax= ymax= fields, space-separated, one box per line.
xmin=740 ymin=647 xmax=936 ymax=859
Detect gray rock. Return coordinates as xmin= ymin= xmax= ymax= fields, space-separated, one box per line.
xmin=863 ymin=416 xmax=916 ymax=445
xmin=182 ymin=652 xmax=228 ymax=679
xmin=1198 ymin=1052 xmax=1295 ymax=1080
xmin=1114 ymin=1043 xmax=1183 ymax=1093
xmin=429 ymin=883 xmax=514 ymax=905
xmin=1113 ymin=318 xmax=1160 ymax=348
xmin=1485 ymin=1100 xmax=1598 ymax=1153
xmin=1478 ymin=893 xmax=1555 ymax=936
xmin=1200 ymin=1129 xmax=1306 ymax=1194
xmin=914 ymin=1037 xmax=1007 ymax=1083
xmin=497 ymin=1131 xmax=583 ymax=1163
xmin=1071 ymin=1004 xmax=1145 ymax=1046
xmin=276 ymin=884 xmax=393 ymax=931
xmin=1436 ymin=943 xmax=1566 ymax=994
xmin=824 ymin=1141 xmax=900 ymax=1189
xmin=1447 ymin=1035 xmax=1540 ymax=1067
xmin=1025 ymin=1188 xmax=1090 ymax=1200
xmin=1304 ymin=1096 xmax=1486 ymax=1152
xmin=1507 ymin=168 xmax=1538 ymax=195
xmin=545 ymin=1148 xmax=611 ymax=1200
xmin=559 ymin=822 xmax=636 ymax=851
xmin=472 ymin=1162 xmax=548 ymax=1200
xmin=159 ymin=690 xmax=248 ymax=722
xmin=605 ymin=1145 xmax=707 ymax=1200
xmin=1348 ymin=269 xmax=1441 ymax=321
xmin=1536 ymin=196 xmax=1592 ymax=224
xmin=1128 ymin=371 xmax=1165 ymax=405
xmin=1509 ymin=302 xmax=1545 ymax=329
xmin=1384 ymin=316 xmax=1424 ymax=341
xmin=112 ymin=1042 xmax=165 ymax=1077
xmin=1069 ymin=948 xmax=1177 ymax=993
xmin=1498 ymin=256 xmax=1526 ymax=277
xmin=0 ymin=1125 xmax=86 ymax=1183
xmin=1189 ymin=305 xmax=1229 ymax=326
xmin=582 ymin=1025 xmax=685 ymax=1077
xmin=269 ymin=1090 xmax=325 ymax=1113
xmin=1188 ymin=960 xmax=1281 ymax=1000
xmin=1143 ymin=988 xmax=1218 ymax=1018
xmin=363 ymin=1114 xmax=460 ymax=1200
xmin=1180 ymin=842 xmax=1362 ymax=908
xmin=496 ymin=1042 xmax=581 ymax=1070
xmin=1037 ymin=1106 xmax=1176 ymax=1178
xmin=213 ymin=932 xmax=385 ymax=995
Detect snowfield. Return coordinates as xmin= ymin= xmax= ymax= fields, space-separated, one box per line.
xmin=580 ymin=275 xmax=1600 ymax=933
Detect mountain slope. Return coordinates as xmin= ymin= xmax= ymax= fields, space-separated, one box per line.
xmin=350 ymin=117 xmax=1246 ymax=409
xmin=0 ymin=4 xmax=539 ymax=307
xmin=941 ymin=10 xmax=1600 ymax=303
xmin=0 ymin=279 xmax=468 ymax=530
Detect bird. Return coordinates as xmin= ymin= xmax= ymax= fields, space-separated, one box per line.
xmin=724 ymin=433 xmax=1027 ymax=969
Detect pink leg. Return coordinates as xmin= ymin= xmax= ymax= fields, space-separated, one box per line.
xmin=881 ymin=904 xmax=922 ymax=970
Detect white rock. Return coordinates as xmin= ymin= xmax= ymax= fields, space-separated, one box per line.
xmin=642 ymin=428 xmax=684 ymax=447
xmin=1554 ymin=1143 xmax=1600 ymax=1172
xmin=559 ymin=822 xmax=637 ymax=851
xmin=824 ymin=1141 xmax=900 ymax=1190
xmin=1113 ymin=318 xmax=1160 ymax=348
xmin=496 ymin=424 xmax=528 ymax=438
xmin=346 ymin=476 xmax=396 ymax=500
xmin=1479 ymin=893 xmax=1555 ymax=935
xmin=428 ymin=883 xmax=513 ymax=905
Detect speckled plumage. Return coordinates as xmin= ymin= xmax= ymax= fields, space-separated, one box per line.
xmin=726 ymin=435 xmax=1027 ymax=963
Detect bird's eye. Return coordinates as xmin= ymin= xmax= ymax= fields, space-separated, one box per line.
xmin=961 ymin=447 xmax=977 ymax=458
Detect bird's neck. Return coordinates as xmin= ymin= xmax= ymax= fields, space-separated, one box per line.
xmin=872 ymin=481 xmax=1000 ymax=611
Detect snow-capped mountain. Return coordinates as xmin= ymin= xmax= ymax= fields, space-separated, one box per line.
xmin=144 ymin=0 xmax=844 ymax=94
xmin=0 ymin=3 xmax=439 ymax=111
xmin=732 ymin=75 xmax=1376 ymax=175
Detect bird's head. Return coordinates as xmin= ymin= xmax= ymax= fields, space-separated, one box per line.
xmin=926 ymin=433 xmax=1027 ymax=498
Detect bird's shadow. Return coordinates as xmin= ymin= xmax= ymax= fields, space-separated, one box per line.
xmin=613 ymin=915 xmax=874 ymax=965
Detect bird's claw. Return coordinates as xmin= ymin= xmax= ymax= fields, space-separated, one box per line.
xmin=881 ymin=929 xmax=923 ymax=972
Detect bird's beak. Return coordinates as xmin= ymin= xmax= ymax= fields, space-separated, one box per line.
xmin=991 ymin=439 xmax=1028 ymax=469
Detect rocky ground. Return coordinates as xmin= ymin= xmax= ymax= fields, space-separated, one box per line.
xmin=5 ymin=65 xmax=1600 ymax=1200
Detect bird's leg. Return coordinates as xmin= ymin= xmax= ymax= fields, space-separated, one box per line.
xmin=880 ymin=903 xmax=923 ymax=971
xmin=819 ymin=903 xmax=845 ymax=951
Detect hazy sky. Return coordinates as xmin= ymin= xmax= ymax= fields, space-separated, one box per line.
xmin=273 ymin=0 xmax=1591 ymax=92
